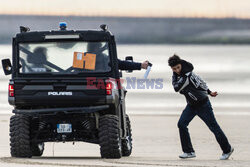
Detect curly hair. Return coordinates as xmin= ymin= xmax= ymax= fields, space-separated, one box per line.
xmin=168 ymin=54 xmax=181 ymax=67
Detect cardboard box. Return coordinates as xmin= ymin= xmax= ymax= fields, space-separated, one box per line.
xmin=73 ymin=52 xmax=96 ymax=70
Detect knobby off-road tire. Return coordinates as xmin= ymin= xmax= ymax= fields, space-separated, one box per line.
xmin=10 ymin=114 xmax=32 ymax=158
xmin=31 ymin=143 xmax=44 ymax=156
xmin=122 ymin=114 xmax=132 ymax=156
xmin=99 ymin=115 xmax=122 ymax=159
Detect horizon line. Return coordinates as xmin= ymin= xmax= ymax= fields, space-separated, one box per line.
xmin=0 ymin=13 xmax=250 ymax=20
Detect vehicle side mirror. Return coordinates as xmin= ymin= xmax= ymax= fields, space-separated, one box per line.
xmin=125 ymin=56 xmax=133 ymax=73
xmin=2 ymin=59 xmax=12 ymax=75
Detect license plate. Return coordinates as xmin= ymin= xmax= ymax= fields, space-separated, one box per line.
xmin=57 ymin=124 xmax=72 ymax=133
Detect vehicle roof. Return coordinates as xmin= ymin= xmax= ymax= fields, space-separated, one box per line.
xmin=15 ymin=30 xmax=113 ymax=43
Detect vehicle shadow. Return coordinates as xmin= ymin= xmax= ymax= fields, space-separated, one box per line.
xmin=32 ymin=156 xmax=102 ymax=160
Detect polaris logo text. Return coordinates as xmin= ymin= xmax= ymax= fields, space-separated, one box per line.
xmin=48 ymin=92 xmax=73 ymax=96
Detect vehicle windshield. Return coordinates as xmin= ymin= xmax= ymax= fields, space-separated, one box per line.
xmin=19 ymin=41 xmax=111 ymax=74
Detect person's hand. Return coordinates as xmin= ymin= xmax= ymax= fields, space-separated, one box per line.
xmin=141 ymin=60 xmax=149 ymax=69
xmin=210 ymin=91 xmax=218 ymax=97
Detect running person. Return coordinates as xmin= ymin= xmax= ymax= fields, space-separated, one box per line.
xmin=168 ymin=54 xmax=234 ymax=160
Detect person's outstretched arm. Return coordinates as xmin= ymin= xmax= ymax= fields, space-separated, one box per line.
xmin=118 ymin=59 xmax=148 ymax=71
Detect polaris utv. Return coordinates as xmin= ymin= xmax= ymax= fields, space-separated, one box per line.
xmin=2 ymin=23 xmax=133 ymax=159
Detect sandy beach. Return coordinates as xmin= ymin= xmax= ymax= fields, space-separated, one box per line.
xmin=0 ymin=44 xmax=250 ymax=166
xmin=0 ymin=114 xmax=249 ymax=167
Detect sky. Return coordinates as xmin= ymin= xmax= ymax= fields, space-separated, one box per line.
xmin=0 ymin=0 xmax=250 ymax=18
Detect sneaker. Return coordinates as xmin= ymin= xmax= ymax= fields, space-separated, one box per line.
xmin=220 ymin=147 xmax=234 ymax=160
xmin=179 ymin=152 xmax=196 ymax=159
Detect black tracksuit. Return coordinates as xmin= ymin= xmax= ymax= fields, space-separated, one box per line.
xmin=172 ymin=60 xmax=231 ymax=154
xmin=172 ymin=60 xmax=211 ymax=106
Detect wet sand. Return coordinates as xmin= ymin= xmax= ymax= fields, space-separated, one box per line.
xmin=0 ymin=114 xmax=249 ymax=167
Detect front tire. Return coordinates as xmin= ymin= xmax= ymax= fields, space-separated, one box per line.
xmin=10 ymin=114 xmax=32 ymax=158
xmin=99 ymin=115 xmax=122 ymax=159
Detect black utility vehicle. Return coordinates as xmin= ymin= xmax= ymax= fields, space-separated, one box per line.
xmin=2 ymin=23 xmax=133 ymax=159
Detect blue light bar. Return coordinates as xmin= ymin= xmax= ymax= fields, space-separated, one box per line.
xmin=59 ymin=22 xmax=67 ymax=30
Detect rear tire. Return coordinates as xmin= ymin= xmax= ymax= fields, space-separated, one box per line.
xmin=31 ymin=143 xmax=44 ymax=156
xmin=10 ymin=114 xmax=32 ymax=158
xmin=122 ymin=115 xmax=133 ymax=156
xmin=99 ymin=115 xmax=122 ymax=159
